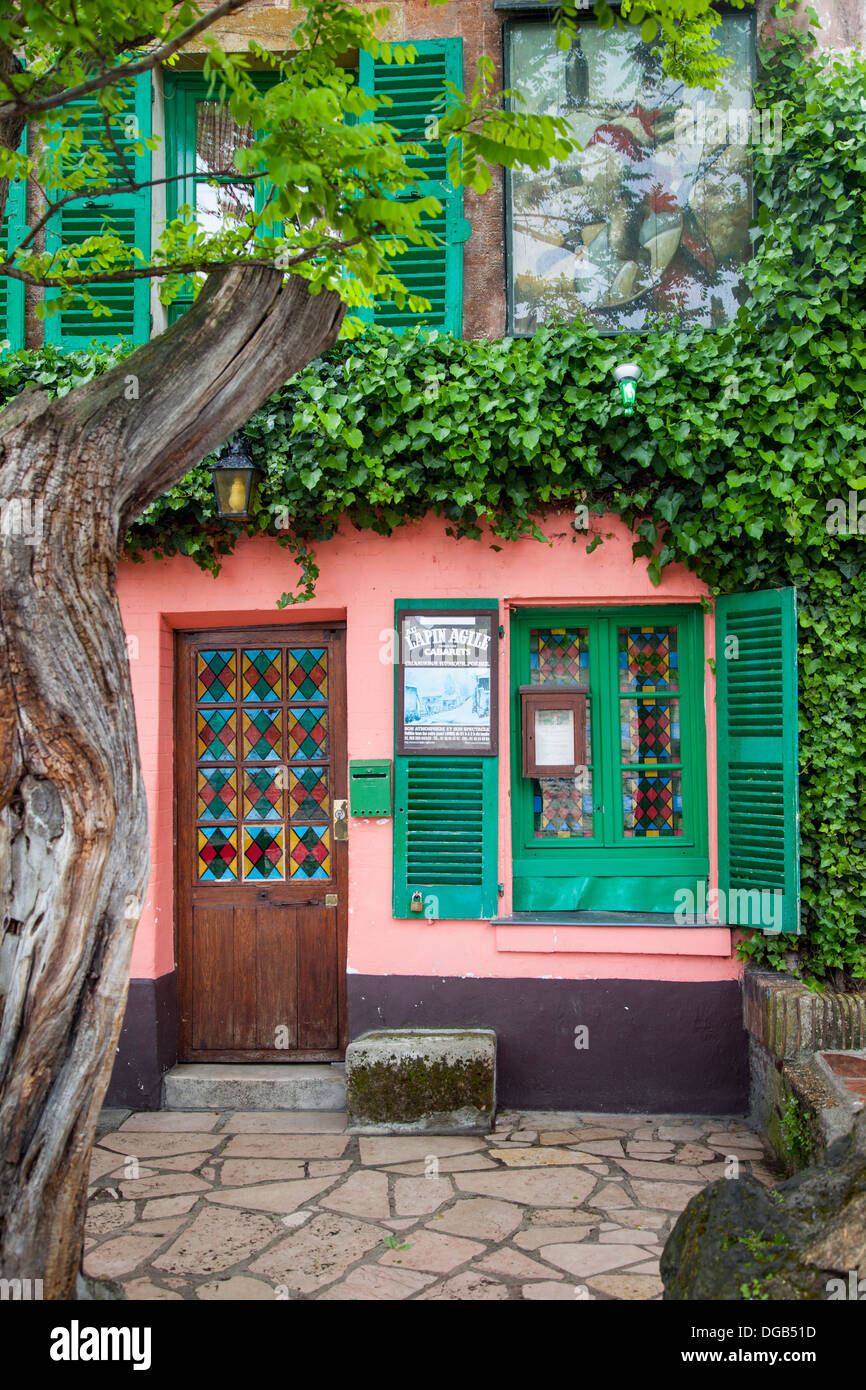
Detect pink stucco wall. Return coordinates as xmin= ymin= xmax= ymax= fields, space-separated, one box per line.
xmin=118 ymin=510 xmax=738 ymax=987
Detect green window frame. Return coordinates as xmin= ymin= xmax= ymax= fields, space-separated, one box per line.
xmin=357 ymin=38 xmax=469 ymax=336
xmin=0 ymin=163 xmax=27 ymax=352
xmin=510 ymin=605 xmax=709 ymax=914
xmin=44 ymin=72 xmax=153 ymax=348
xmin=164 ymin=71 xmax=281 ymax=324
xmin=502 ymin=9 xmax=757 ymax=336
xmin=716 ymin=587 xmax=800 ymax=933
xmin=392 ymin=597 xmax=499 ymax=920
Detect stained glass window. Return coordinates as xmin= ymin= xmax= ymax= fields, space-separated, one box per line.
xmin=506 ymin=15 xmax=753 ymax=333
xmin=618 ymin=626 xmax=684 ymax=838
xmin=529 ymin=627 xmax=593 ymax=839
xmin=195 ymin=644 xmax=332 ymax=881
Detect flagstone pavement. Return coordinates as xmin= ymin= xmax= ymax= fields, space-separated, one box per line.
xmin=84 ymin=1109 xmax=778 ymax=1301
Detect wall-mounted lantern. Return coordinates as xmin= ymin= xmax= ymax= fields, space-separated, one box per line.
xmin=612 ymin=363 xmax=642 ymax=417
xmin=210 ymin=433 xmax=262 ymax=520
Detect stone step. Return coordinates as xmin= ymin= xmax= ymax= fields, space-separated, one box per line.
xmin=163 ymin=1063 xmax=346 ymax=1112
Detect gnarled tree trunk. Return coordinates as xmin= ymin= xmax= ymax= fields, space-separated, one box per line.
xmin=0 ymin=267 xmax=344 ymax=1297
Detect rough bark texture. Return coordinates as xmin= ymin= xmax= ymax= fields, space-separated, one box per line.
xmin=0 ymin=267 xmax=344 ymax=1298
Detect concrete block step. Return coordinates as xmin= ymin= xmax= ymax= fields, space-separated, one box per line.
xmin=163 ymin=1063 xmax=346 ymax=1112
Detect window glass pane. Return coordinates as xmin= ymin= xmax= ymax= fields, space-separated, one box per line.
xmin=622 ymin=770 xmax=684 ymax=837
xmin=530 ymin=626 xmax=593 ymax=837
xmin=530 ymin=626 xmax=590 ymax=686
xmin=195 ymin=100 xmax=256 ymax=233
xmin=533 ymin=774 xmax=593 ymax=839
xmin=620 ymin=696 xmax=681 ymax=763
xmin=508 ymin=16 xmax=753 ymax=332
xmin=618 ymin=625 xmax=679 ymax=692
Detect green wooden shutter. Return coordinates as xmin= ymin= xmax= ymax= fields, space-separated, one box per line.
xmin=45 ymin=73 xmax=152 ymax=347
xmin=715 ymin=587 xmax=801 ymax=933
xmin=393 ymin=599 xmax=498 ymax=919
xmin=358 ymin=39 xmax=469 ymax=335
xmin=0 ymin=174 xmax=26 ymax=351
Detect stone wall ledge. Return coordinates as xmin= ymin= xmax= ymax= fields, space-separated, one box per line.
xmin=743 ymin=967 xmax=866 ymax=1063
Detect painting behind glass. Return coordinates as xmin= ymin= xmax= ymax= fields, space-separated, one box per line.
xmin=508 ymin=17 xmax=753 ymax=333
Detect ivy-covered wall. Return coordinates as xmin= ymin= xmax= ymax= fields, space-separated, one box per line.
xmin=1 ymin=15 xmax=864 ymax=984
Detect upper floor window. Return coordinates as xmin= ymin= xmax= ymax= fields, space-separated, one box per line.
xmin=505 ymin=13 xmax=754 ymax=334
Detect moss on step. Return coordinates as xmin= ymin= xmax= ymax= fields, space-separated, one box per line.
xmin=346 ymin=1053 xmax=493 ymax=1124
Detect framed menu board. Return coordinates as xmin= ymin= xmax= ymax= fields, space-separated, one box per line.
xmin=521 ymin=687 xmax=587 ymax=778
xmin=397 ymin=608 xmax=499 ymax=756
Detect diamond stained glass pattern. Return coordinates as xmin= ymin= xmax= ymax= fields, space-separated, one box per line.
xmin=197 ymin=649 xmax=236 ymax=703
xmin=198 ymin=825 xmax=238 ymax=879
xmin=243 ymin=766 xmax=283 ymax=822
xmin=243 ymin=707 xmax=282 ymax=762
xmin=243 ymin=824 xmax=285 ymax=879
xmin=623 ymin=772 xmax=683 ymax=837
xmin=194 ymin=641 xmax=335 ymax=883
xmin=533 ymin=778 xmax=593 ymax=838
xmin=619 ymin=627 xmax=678 ymax=692
xmin=288 ymin=648 xmax=328 ymax=701
xmin=288 ymin=766 xmax=329 ymax=821
xmin=197 ymin=708 xmax=236 ymax=762
xmin=197 ymin=766 xmax=237 ymax=821
xmin=290 ymin=825 xmax=331 ymax=879
xmin=530 ymin=629 xmax=589 ymax=686
xmin=530 ymin=627 xmax=593 ymax=837
xmin=289 ymin=707 xmax=328 ymax=760
xmin=242 ymin=648 xmax=282 ymax=702
xmin=621 ymin=699 xmax=681 ymax=764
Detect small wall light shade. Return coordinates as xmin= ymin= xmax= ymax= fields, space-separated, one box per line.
xmin=613 ymin=363 xmax=642 ymax=416
xmin=210 ymin=433 xmax=262 ymax=520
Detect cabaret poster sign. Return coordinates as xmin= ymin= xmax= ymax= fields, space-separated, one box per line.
xmin=396 ymin=609 xmax=499 ymax=756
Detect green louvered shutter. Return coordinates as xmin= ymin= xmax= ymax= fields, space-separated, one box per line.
xmin=1 ymin=173 xmax=26 ymax=351
xmin=393 ymin=599 xmax=498 ymax=919
xmin=45 ymin=73 xmax=152 ymax=347
xmin=358 ymin=39 xmax=469 ymax=335
xmin=715 ymin=588 xmax=801 ymax=934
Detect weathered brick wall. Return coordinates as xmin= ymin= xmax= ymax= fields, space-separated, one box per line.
xmin=187 ymin=0 xmax=508 ymax=338
xmin=23 ymin=2 xmax=866 ymax=348
xmin=184 ymin=0 xmax=866 ymax=342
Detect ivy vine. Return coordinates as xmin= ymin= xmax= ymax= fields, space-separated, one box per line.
xmin=2 ymin=4 xmax=864 ymax=982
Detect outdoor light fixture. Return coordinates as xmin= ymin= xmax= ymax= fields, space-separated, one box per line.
xmin=613 ymin=363 xmax=642 ymax=417
xmin=210 ymin=433 xmax=262 ymax=520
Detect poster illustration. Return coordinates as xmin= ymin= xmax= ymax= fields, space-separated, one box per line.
xmin=397 ymin=610 xmax=498 ymax=756
xmin=507 ymin=15 xmax=754 ymax=333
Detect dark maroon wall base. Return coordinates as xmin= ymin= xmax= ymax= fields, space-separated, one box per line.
xmin=347 ymin=975 xmax=748 ymax=1113
xmin=105 ymin=972 xmax=178 ymax=1110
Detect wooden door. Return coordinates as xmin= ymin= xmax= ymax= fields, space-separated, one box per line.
xmin=176 ymin=624 xmax=348 ymax=1061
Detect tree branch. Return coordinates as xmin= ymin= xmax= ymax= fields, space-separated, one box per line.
xmin=43 ymin=265 xmax=347 ymax=528
xmin=0 ymin=230 xmax=372 ymax=288
xmin=12 ymin=168 xmax=263 ymax=255
xmin=0 ymin=0 xmax=258 ymax=118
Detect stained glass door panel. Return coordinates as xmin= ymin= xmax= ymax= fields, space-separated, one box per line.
xmin=178 ymin=626 xmax=347 ymax=1061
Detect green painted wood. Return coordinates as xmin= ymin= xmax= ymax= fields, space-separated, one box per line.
xmin=509 ymin=605 xmax=708 ymax=914
xmin=716 ymin=587 xmax=801 ymax=933
xmin=164 ymin=71 xmax=282 ymax=324
xmin=44 ymin=73 xmax=152 ymax=347
xmin=0 ymin=171 xmax=27 ymax=351
xmin=357 ymin=39 xmax=468 ymax=335
xmin=392 ymin=597 xmax=498 ymax=919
